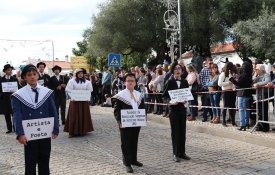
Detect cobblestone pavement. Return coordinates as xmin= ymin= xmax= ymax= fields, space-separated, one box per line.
xmin=1 ymin=106 xmax=275 ymax=175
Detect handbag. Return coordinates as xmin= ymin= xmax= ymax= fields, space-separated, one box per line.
xmin=191 ymin=73 xmax=202 ymax=92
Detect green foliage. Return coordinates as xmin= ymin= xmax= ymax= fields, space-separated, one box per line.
xmin=73 ymin=0 xmax=275 ymax=67
xmin=232 ymin=6 xmax=275 ymax=62
xmin=72 ymin=40 xmax=88 ymax=56
xmin=121 ymin=52 xmax=148 ymax=69
xmin=88 ymin=0 xmax=167 ymax=61
xmin=95 ymin=56 xmax=108 ymax=71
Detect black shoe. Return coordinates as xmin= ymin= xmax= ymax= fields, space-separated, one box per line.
xmin=126 ymin=166 xmax=133 ymax=173
xmin=179 ymin=154 xmax=191 ymax=160
xmin=153 ymin=111 xmax=158 ymax=114
xmin=132 ymin=161 xmax=143 ymax=167
xmin=157 ymin=111 xmax=163 ymax=115
xmin=227 ymin=119 xmax=232 ymax=123
xmin=202 ymin=119 xmax=207 ymax=122
xmin=232 ymin=122 xmax=237 ymax=127
xmin=6 ymin=130 xmax=12 ymax=134
xmin=222 ymin=123 xmax=227 ymax=127
xmin=238 ymin=126 xmax=246 ymax=131
xmin=173 ymin=155 xmax=180 ymax=162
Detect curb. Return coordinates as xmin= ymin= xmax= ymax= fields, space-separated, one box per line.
xmin=147 ymin=114 xmax=275 ymax=149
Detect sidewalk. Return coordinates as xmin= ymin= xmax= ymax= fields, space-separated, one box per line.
xmin=148 ymin=112 xmax=275 ymax=149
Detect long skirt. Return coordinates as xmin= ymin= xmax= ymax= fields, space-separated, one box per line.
xmin=64 ymin=101 xmax=94 ymax=136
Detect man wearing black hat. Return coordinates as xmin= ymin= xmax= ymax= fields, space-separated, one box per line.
xmin=48 ymin=65 xmax=69 ymax=125
xmin=37 ymin=62 xmax=50 ymax=87
xmin=0 ymin=64 xmax=19 ymax=133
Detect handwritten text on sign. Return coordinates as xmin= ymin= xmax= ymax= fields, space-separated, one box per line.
xmin=22 ymin=117 xmax=54 ymax=141
xmin=69 ymin=90 xmax=91 ymax=101
xmin=1 ymin=82 xmax=18 ymax=92
xmin=168 ymin=88 xmax=194 ymax=103
xmin=121 ymin=109 xmax=146 ymax=128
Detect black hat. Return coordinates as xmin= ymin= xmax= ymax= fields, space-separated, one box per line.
xmin=21 ymin=64 xmax=38 ymax=79
xmin=52 ymin=65 xmax=62 ymax=72
xmin=80 ymin=68 xmax=87 ymax=74
xmin=170 ymin=60 xmax=179 ymax=72
xmin=36 ymin=62 xmax=46 ymax=68
xmin=3 ymin=64 xmax=14 ymax=72
xmin=123 ymin=73 xmax=136 ymax=82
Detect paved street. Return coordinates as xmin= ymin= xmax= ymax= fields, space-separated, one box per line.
xmin=1 ymin=106 xmax=275 ymax=175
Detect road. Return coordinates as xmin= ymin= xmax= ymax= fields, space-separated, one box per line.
xmin=0 ymin=106 xmax=275 ymax=175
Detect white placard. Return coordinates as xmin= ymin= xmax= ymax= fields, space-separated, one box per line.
xmin=121 ymin=109 xmax=146 ymax=128
xmin=168 ymin=88 xmax=194 ymax=103
xmin=1 ymin=82 xmax=18 ymax=92
xmin=22 ymin=117 xmax=54 ymax=141
xmin=68 ymin=90 xmax=91 ymax=101
xmin=38 ymin=79 xmax=44 ymax=86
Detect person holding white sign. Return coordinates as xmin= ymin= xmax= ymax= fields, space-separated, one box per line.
xmin=0 ymin=64 xmax=19 ymax=134
xmin=163 ymin=61 xmax=191 ymax=163
xmin=64 ymin=68 xmax=94 ymax=137
xmin=112 ymin=73 xmax=145 ymax=173
xmin=37 ymin=62 xmax=50 ymax=87
xmin=11 ymin=64 xmax=59 ymax=175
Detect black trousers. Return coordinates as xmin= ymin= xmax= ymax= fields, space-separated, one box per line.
xmin=222 ymin=91 xmax=236 ymax=124
xmin=102 ymin=84 xmax=111 ymax=102
xmin=4 ymin=113 xmax=12 ymax=131
xmin=119 ymin=127 xmax=141 ymax=166
xmin=24 ymin=138 xmax=51 ymax=175
xmin=258 ymin=101 xmax=270 ymax=131
xmin=55 ymin=95 xmax=66 ymax=123
xmin=169 ymin=109 xmax=186 ymax=156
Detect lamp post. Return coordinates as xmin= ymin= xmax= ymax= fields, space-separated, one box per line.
xmin=162 ymin=0 xmax=182 ymax=63
xmin=177 ymin=0 xmax=182 ymax=60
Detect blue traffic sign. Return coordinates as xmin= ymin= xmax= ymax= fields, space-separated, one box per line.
xmin=108 ymin=53 xmax=121 ymax=67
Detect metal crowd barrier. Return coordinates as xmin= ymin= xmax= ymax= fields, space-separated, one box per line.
xmin=251 ymin=86 xmax=275 ymax=133
xmin=144 ymin=85 xmax=275 ymax=133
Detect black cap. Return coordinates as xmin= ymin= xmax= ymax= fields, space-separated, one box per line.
xmin=123 ymin=73 xmax=136 ymax=81
xmin=3 ymin=64 xmax=14 ymax=72
xmin=52 ymin=65 xmax=62 ymax=72
xmin=21 ymin=64 xmax=38 ymax=79
xmin=80 ymin=68 xmax=87 ymax=74
xmin=36 ymin=62 xmax=46 ymax=68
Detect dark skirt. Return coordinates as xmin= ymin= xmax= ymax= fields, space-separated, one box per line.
xmin=64 ymin=101 xmax=94 ymax=136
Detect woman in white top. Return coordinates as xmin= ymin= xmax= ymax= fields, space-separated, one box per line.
xmin=186 ymin=64 xmax=200 ymax=121
xmin=64 ymin=69 xmax=94 ymax=137
xmin=150 ymin=69 xmax=164 ymax=115
xmin=218 ymin=62 xmax=237 ymax=127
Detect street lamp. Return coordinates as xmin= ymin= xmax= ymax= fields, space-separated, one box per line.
xmin=162 ymin=0 xmax=182 ymax=63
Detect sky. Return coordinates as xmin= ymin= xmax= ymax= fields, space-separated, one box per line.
xmin=0 ymin=0 xmax=107 ymax=68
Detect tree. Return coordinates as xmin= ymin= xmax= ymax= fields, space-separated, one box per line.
xmin=72 ymin=41 xmax=88 ymax=56
xmin=232 ymin=6 xmax=275 ymax=62
xmin=87 ymin=0 xmax=167 ymax=64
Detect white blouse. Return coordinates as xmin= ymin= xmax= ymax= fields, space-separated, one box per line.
xmin=65 ymin=78 xmax=93 ymax=92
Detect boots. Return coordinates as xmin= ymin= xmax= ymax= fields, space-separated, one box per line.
xmin=213 ymin=117 xmax=220 ymax=124
xmin=222 ymin=114 xmax=227 ymax=127
xmin=230 ymin=110 xmax=237 ymax=126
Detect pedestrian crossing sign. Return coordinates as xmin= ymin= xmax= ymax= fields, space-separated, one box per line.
xmin=108 ymin=53 xmax=121 ymax=67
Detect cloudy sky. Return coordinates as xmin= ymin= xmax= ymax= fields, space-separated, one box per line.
xmin=0 ymin=0 xmax=106 ymax=67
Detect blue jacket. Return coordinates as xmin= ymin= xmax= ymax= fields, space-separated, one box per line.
xmin=11 ymin=85 xmax=59 ymax=138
